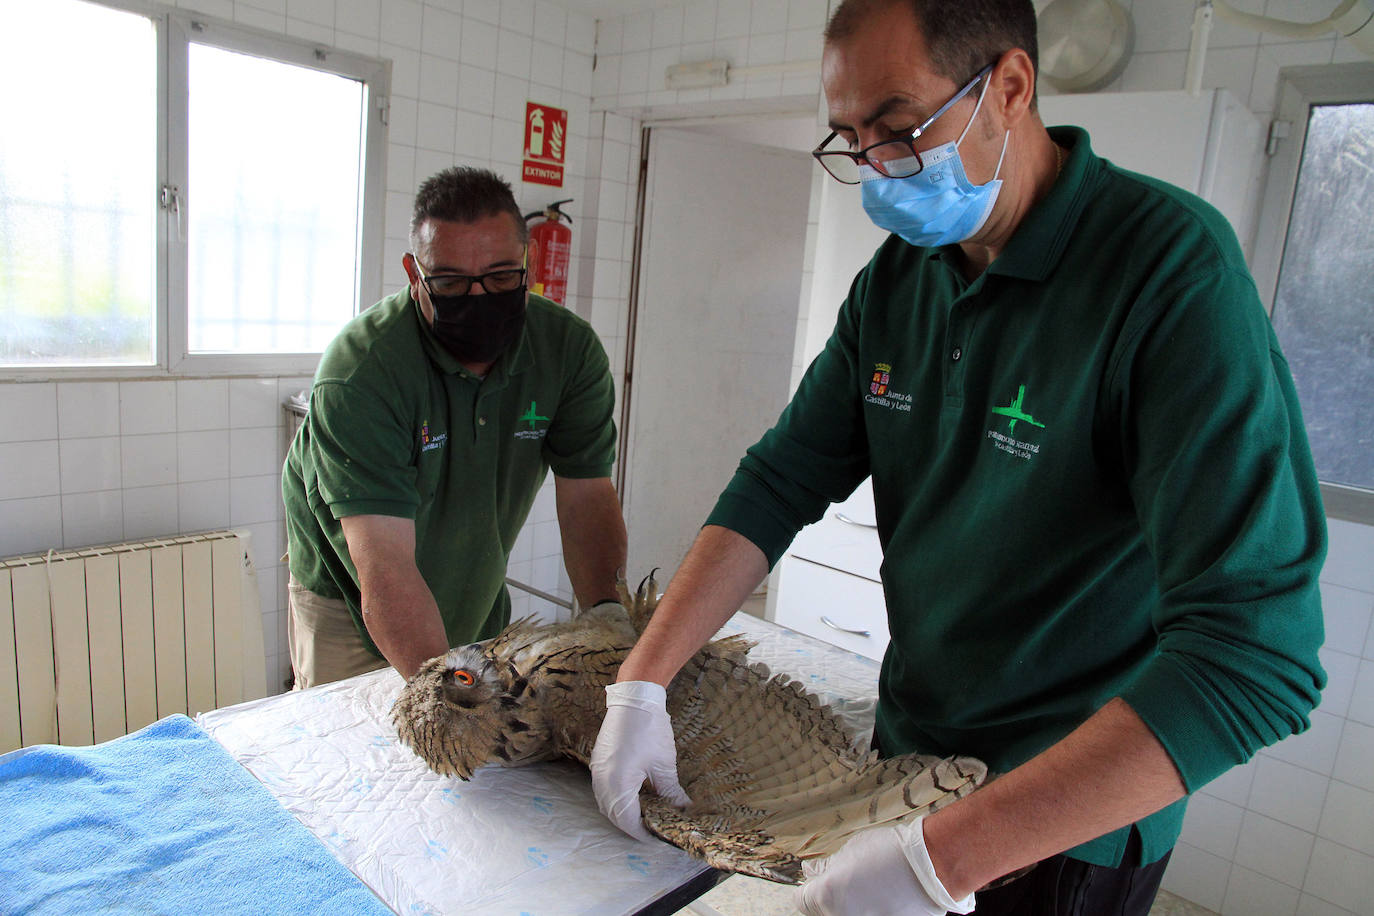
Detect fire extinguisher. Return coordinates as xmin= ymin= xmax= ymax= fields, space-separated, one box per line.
xmin=525 ymin=199 xmax=573 ymax=305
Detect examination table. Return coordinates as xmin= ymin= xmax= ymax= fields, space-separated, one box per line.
xmin=0 ymin=612 xmax=881 ymax=915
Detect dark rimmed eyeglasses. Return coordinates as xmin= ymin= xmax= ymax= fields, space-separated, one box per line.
xmin=411 ymin=256 xmax=527 ymax=297
xmin=812 ymin=63 xmax=995 ymax=185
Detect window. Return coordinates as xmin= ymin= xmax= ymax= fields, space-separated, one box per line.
xmin=0 ymin=0 xmax=389 ymax=376
xmin=1254 ymin=63 xmax=1374 ymax=523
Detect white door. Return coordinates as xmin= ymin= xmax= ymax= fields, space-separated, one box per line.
xmin=621 ymin=127 xmax=813 ymax=584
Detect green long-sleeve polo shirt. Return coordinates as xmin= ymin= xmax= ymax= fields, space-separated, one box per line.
xmin=283 ymin=289 xmax=616 ymax=655
xmin=706 ymin=127 xmax=1327 ymax=866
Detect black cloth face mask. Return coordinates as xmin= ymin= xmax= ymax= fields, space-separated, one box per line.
xmin=427 ymin=285 xmax=527 ymax=364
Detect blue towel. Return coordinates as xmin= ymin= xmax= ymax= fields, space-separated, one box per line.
xmin=0 ymin=715 xmax=393 ymax=915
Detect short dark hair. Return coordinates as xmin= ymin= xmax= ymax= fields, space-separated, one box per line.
xmin=825 ymin=0 xmax=1038 ymax=92
xmin=409 ymin=166 xmax=527 ymax=249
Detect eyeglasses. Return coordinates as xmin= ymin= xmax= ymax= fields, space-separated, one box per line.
xmin=412 ymin=256 xmax=527 ymax=296
xmin=812 ymin=64 xmax=995 ymax=185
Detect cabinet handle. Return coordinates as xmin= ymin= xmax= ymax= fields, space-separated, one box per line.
xmin=834 ymin=512 xmax=877 ymax=529
xmin=820 ymin=615 xmax=871 ymax=637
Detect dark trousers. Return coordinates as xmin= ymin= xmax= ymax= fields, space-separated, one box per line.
xmin=970 ymin=831 xmax=1171 ymax=916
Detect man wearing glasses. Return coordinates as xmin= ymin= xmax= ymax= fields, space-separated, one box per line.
xmin=283 ymin=167 xmax=626 ymax=689
xmin=590 ymin=1 xmax=1326 ymax=914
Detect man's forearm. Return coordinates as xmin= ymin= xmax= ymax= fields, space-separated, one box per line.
xmin=615 ymin=525 xmax=770 ymax=685
xmin=924 ymin=697 xmax=1187 ymax=898
xmin=555 ymin=476 xmax=628 ymax=607
xmin=359 ymin=565 xmax=450 ymax=679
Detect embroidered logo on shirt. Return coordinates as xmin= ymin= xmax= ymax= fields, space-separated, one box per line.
xmin=986 ymin=384 xmax=1045 ymax=460
xmin=864 ymin=362 xmax=912 ymax=412
xmin=514 ymin=401 xmax=551 ymax=440
xmin=870 ymin=363 xmax=891 ymax=396
xmin=420 ymin=422 xmax=448 ymax=453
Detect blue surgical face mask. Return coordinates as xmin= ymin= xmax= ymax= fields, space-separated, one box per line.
xmin=859 ymin=79 xmax=1010 ymax=248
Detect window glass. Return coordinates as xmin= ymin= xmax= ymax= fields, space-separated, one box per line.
xmin=187 ymin=43 xmax=364 ymax=354
xmin=0 ymin=0 xmax=156 ymax=366
xmin=1271 ymin=103 xmax=1374 ymax=492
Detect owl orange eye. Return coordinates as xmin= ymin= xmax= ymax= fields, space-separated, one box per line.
xmin=450 ymin=669 xmax=475 ymax=686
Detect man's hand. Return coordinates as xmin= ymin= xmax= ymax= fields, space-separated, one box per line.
xmin=589 ymin=681 xmax=690 ymax=842
xmin=795 ymin=816 xmax=975 ymax=916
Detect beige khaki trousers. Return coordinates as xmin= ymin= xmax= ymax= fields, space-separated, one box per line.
xmin=287 ymin=575 xmax=388 ymax=689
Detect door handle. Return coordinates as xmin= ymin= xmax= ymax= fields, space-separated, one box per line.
xmin=834 ymin=512 xmax=877 ymax=529
xmin=820 ymin=615 xmax=870 ymax=637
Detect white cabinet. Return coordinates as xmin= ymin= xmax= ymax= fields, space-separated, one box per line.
xmin=770 ymin=479 xmax=890 ymax=661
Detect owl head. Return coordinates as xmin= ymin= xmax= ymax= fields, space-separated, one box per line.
xmin=392 ymin=639 xmax=555 ymax=779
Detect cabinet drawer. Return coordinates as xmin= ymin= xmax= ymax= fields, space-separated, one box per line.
xmin=772 ymin=556 xmax=889 ymax=661
xmin=789 ymin=478 xmax=882 ymax=582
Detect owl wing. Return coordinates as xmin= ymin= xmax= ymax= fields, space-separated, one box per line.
xmin=643 ymin=640 xmax=986 ymax=884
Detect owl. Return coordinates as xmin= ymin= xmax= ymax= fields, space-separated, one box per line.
xmin=392 ymin=574 xmax=987 ymax=884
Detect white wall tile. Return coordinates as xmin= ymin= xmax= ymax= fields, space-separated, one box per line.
xmin=229 ymin=474 xmax=282 ymax=527
xmin=120 ymin=381 xmax=177 ymax=435
xmin=176 ymin=380 xmax=229 ymax=432
xmin=500 ymin=0 xmax=535 ymax=36
xmin=178 ymin=430 xmax=230 ymax=483
xmin=334 ymin=0 xmax=379 ymax=38
xmin=651 ymin=5 xmax=683 ymax=48
xmin=1324 ymin=520 xmax=1374 ymax=594
xmin=57 ymin=382 xmax=120 ymax=438
xmin=59 ymin=436 xmax=122 ymax=494
xmin=1183 ymin=792 xmax=1246 ymax=859
xmin=1317 ymin=779 xmax=1374 ymax=858
xmin=1223 ymin=865 xmax=1301 ymax=916
xmin=465 ymin=0 xmax=501 ymax=27
xmin=378 ymin=0 xmax=421 ymax=50
xmin=1295 ymin=892 xmax=1357 ymax=916
xmin=716 ymin=0 xmax=751 ymax=40
xmin=287 ymin=0 xmax=333 ymax=27
xmin=60 ymin=490 xmax=124 ymax=550
xmin=122 ymin=485 xmax=179 ymax=541
xmin=419 ymin=53 xmax=460 ymax=103
xmin=1321 ymin=582 xmax=1374 ymax=655
xmin=1249 ymin=756 xmax=1329 ymax=832
xmin=235 ymin=3 xmax=286 ymax=32
xmin=460 ymin=19 xmax=499 ymax=72
xmin=566 ymin=9 xmax=594 ymax=52
xmin=415 ymin=101 xmax=457 ymax=151
xmin=0 ymin=495 xmax=63 ymax=559
xmin=1162 ymin=840 xmax=1231 ymax=912
xmin=286 ymin=17 xmax=333 ymax=44
xmin=1235 ymin=810 xmax=1316 ymax=889
xmin=496 ymin=29 xmax=533 ymax=80
xmin=0 ymin=383 xmax=56 ymax=443
xmin=1265 ymin=709 xmax=1344 ymax=777
xmin=121 ymin=434 xmax=178 ymax=489
xmin=229 ymin=379 xmax=280 ymax=429
xmin=0 ymin=441 xmax=60 ymax=501
xmin=1350 ymin=659 xmax=1374 ymax=726
xmin=1303 ymin=839 xmax=1374 ymax=914
xmin=1333 ymin=720 xmax=1374 ymax=793
xmin=178 ymin=479 xmax=230 ymax=533
xmin=750 ymin=0 xmax=790 ymax=36
xmin=421 ymin=8 xmax=463 ymax=60
xmin=230 ymin=427 xmax=282 ymax=479
xmin=1320 ymin=648 xmax=1359 ymax=719
xmin=533 ymin=1 xmax=566 ymax=46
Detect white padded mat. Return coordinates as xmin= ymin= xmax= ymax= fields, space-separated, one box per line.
xmin=198 ymin=612 xmax=881 ymax=916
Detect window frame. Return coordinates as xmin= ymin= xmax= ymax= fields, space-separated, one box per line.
xmin=1251 ymin=61 xmax=1374 ymax=525
xmin=0 ymin=0 xmax=389 ymax=381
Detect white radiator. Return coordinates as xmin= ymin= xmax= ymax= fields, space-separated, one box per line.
xmin=0 ymin=530 xmax=266 ymax=753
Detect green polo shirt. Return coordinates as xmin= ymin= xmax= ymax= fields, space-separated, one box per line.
xmin=706 ymin=127 xmax=1327 ymax=866
xmin=283 ymin=288 xmax=616 ymax=655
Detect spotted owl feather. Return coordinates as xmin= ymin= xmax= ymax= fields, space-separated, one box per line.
xmin=392 ymin=572 xmax=987 ymax=883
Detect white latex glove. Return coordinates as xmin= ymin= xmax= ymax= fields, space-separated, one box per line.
xmin=795 ymin=815 xmax=976 ymax=916
xmin=589 ymin=680 xmax=691 ymax=842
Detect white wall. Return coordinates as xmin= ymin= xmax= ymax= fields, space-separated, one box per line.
xmin=589 ymin=2 xmax=1373 ymax=914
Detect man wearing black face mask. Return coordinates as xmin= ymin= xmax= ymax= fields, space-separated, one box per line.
xmin=282 ymin=167 xmax=626 ymax=689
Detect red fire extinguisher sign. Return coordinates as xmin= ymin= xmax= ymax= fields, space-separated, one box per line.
xmin=523 ymin=102 xmax=567 ymax=187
